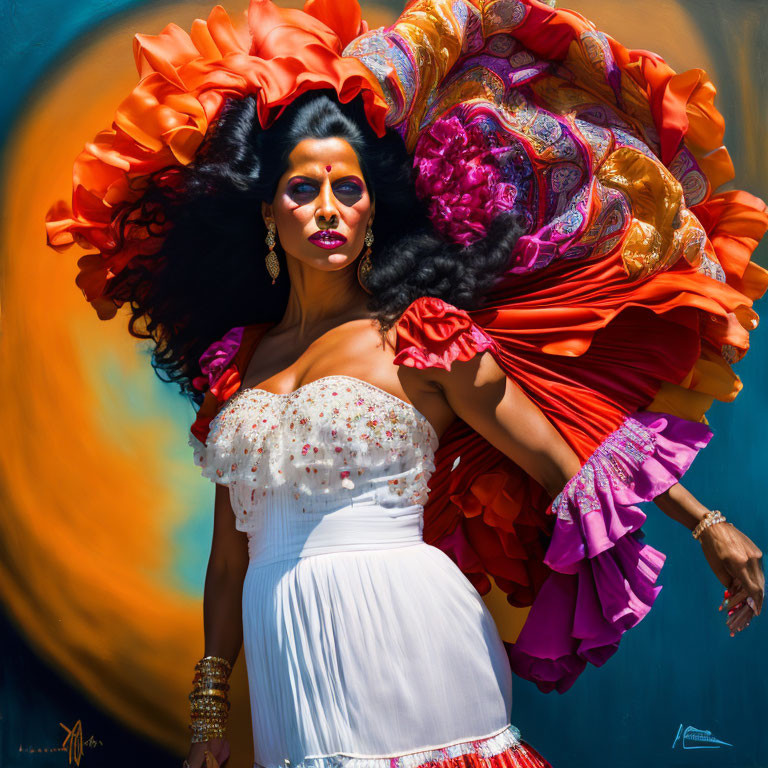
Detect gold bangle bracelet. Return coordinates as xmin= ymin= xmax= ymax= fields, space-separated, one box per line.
xmin=195 ymin=656 xmax=232 ymax=672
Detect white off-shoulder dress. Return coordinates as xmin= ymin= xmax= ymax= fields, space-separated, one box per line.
xmin=190 ymin=374 xmax=530 ymax=768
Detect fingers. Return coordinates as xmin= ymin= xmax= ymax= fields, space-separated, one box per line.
xmin=738 ymin=568 xmax=764 ymax=617
xmin=726 ymin=602 xmax=754 ymax=636
xmin=724 ymin=557 xmax=764 ymax=615
xmin=719 ymin=583 xmax=758 ymax=636
xmin=747 ymin=587 xmax=763 ymax=617
xmin=719 ymin=586 xmax=747 ymax=612
xmin=727 ymin=533 xmax=764 ymax=614
xmin=747 ymin=556 xmax=765 ymax=616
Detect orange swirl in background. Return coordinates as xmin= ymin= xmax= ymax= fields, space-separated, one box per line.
xmin=0 ymin=0 xmax=754 ymax=765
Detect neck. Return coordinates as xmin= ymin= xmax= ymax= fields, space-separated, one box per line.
xmin=275 ymin=256 xmax=371 ymax=340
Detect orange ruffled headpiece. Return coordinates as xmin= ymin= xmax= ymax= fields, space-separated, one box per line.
xmin=44 ymin=0 xmax=388 ymax=320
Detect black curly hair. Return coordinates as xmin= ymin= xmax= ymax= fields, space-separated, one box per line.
xmin=112 ymin=88 xmax=525 ymax=404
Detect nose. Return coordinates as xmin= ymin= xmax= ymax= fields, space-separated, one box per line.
xmin=315 ymin=179 xmax=339 ymax=228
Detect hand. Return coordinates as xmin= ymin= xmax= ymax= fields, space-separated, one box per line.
xmin=698 ymin=521 xmax=764 ymax=631
xmin=719 ymin=583 xmax=756 ymax=636
xmin=184 ymin=738 xmax=230 ymax=768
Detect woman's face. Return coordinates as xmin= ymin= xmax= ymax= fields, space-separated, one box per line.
xmin=263 ymin=136 xmax=374 ymax=272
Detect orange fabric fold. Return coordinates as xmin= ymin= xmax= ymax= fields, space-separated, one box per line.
xmin=691 ymin=191 xmax=768 ymax=298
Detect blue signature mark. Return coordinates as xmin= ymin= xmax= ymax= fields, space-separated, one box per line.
xmin=672 ymin=724 xmax=733 ymax=750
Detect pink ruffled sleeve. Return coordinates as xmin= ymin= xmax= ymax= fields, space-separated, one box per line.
xmin=188 ymin=324 xmax=269 ymax=469
xmin=393 ymin=296 xmax=497 ymax=370
xmin=507 ymin=410 xmax=714 ymax=693
xmin=188 ymin=327 xmax=247 ymax=467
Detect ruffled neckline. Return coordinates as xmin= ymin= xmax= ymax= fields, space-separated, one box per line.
xmin=222 ymin=373 xmax=440 ymax=446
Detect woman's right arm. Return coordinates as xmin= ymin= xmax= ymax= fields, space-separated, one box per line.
xmin=204 ymin=483 xmax=250 ymax=662
xmin=185 ymin=483 xmax=249 ymax=768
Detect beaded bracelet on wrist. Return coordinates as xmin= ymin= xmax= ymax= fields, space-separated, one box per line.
xmin=692 ymin=509 xmax=726 ymax=541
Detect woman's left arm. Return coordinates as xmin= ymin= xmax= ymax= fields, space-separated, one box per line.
xmin=421 ymin=346 xmax=583 ymax=498
xmin=424 ymin=349 xmax=764 ymax=630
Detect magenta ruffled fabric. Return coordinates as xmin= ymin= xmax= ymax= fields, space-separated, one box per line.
xmin=191 ymin=326 xmax=245 ymax=393
xmin=507 ymin=410 xmax=713 ymax=693
xmin=413 ymin=116 xmax=519 ymax=247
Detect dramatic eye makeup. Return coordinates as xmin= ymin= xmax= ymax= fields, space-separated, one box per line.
xmin=285 ymin=175 xmax=365 ymax=206
xmin=332 ymin=177 xmax=364 ymax=205
xmin=286 ymin=178 xmax=318 ymax=204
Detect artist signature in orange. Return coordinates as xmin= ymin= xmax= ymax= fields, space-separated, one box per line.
xmin=18 ymin=719 xmax=102 ymax=765
xmin=60 ymin=719 xmax=84 ymax=765
xmin=59 ymin=719 xmax=103 ymax=765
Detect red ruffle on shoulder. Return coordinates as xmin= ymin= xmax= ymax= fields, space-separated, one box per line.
xmin=352 ymin=0 xmax=768 ymax=436
xmin=393 ymin=296 xmax=497 ymax=370
xmin=394 ymin=296 xmax=555 ymax=610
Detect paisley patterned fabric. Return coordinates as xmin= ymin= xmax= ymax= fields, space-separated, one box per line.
xmin=338 ymin=6 xmax=768 ymax=685
xmin=344 ymin=0 xmax=767 ymax=286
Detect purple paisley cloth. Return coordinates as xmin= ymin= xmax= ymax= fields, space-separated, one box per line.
xmin=507 ymin=410 xmax=713 ymax=693
xmin=344 ymin=3 xmax=713 ymax=276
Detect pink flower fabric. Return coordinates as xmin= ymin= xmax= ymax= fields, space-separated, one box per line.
xmin=413 ymin=115 xmax=518 ymax=246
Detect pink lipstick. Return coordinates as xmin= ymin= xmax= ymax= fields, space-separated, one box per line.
xmin=308 ymin=230 xmax=347 ymax=249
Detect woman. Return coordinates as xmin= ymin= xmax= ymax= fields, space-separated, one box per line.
xmin=185 ymin=87 xmax=763 ymax=767
xmin=45 ymin=1 xmax=765 ymax=767
xmin=187 ymin=89 xmax=579 ymax=768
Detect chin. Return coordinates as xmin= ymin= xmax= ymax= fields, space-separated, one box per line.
xmin=292 ymin=253 xmax=355 ymax=272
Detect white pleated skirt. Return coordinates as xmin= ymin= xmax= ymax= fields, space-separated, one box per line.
xmin=241 ymin=541 xmax=515 ymax=768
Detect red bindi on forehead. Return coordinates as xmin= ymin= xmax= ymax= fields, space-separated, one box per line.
xmin=325 ymin=165 xmax=332 ymax=172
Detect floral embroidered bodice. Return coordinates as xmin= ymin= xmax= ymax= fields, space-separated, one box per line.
xmin=189 ymin=375 xmax=439 ymax=534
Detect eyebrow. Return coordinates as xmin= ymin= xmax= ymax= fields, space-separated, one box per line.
xmin=286 ymin=173 xmax=364 ymax=185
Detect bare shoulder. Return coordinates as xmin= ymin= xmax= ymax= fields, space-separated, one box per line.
xmin=425 ymin=345 xmax=507 ymax=391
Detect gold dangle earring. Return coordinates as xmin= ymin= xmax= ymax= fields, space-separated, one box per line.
xmin=357 ymin=225 xmax=374 ymax=293
xmin=264 ymin=221 xmax=280 ymax=284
